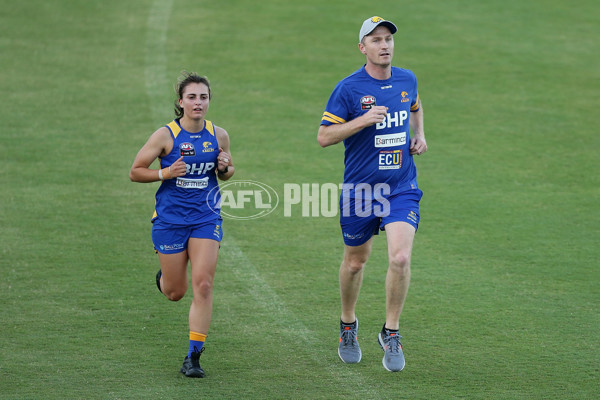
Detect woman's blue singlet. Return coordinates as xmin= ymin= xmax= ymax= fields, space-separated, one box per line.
xmin=152 ymin=119 xmax=221 ymax=225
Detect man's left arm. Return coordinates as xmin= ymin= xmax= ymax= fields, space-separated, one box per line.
xmin=409 ymin=104 xmax=427 ymax=156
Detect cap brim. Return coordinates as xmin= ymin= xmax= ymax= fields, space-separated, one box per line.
xmin=377 ymin=21 xmax=397 ymax=35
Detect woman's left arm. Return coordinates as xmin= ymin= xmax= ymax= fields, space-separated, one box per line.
xmin=215 ymin=126 xmax=235 ymax=180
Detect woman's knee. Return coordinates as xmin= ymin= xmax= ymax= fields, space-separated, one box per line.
xmin=163 ymin=285 xmax=186 ymax=301
xmin=192 ymin=275 xmax=214 ymax=299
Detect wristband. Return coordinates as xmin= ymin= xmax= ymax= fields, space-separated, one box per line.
xmin=158 ymin=168 xmax=163 ymax=181
xmin=218 ymin=166 xmax=229 ymax=174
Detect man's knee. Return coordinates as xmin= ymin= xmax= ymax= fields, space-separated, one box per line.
xmin=389 ymin=250 xmax=411 ymax=273
xmin=343 ymin=253 xmax=369 ymax=274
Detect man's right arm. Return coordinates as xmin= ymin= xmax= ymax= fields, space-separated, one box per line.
xmin=317 ymin=106 xmax=388 ymax=148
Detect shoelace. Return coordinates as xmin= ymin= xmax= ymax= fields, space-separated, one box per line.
xmin=340 ymin=327 xmax=358 ymax=347
xmin=386 ymin=334 xmax=402 ymax=353
xmin=190 ymin=346 xmax=205 ymax=366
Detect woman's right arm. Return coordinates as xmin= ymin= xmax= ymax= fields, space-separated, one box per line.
xmin=129 ymin=127 xmax=171 ymax=183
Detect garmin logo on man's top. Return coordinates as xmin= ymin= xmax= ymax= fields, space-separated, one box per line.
xmin=374 ymin=132 xmax=406 ymax=148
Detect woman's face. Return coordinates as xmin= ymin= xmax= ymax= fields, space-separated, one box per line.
xmin=179 ymin=82 xmax=210 ymax=120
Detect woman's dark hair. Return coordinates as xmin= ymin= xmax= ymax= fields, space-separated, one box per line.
xmin=174 ymin=71 xmax=212 ymax=118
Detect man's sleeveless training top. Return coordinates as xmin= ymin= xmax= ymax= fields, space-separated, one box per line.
xmin=152 ymin=119 xmax=221 ymax=225
xmin=321 ymin=66 xmax=420 ymax=198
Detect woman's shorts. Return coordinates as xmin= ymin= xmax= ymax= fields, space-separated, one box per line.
xmin=152 ymin=218 xmax=223 ymax=254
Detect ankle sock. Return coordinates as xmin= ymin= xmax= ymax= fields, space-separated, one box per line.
xmin=341 ymin=319 xmax=357 ymax=328
xmin=383 ymin=324 xmax=399 ymax=335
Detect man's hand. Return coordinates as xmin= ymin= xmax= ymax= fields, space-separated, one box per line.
xmin=410 ymin=135 xmax=428 ymax=155
xmin=362 ymin=106 xmax=389 ymax=127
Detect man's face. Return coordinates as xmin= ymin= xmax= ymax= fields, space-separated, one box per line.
xmin=359 ymin=26 xmax=394 ymax=67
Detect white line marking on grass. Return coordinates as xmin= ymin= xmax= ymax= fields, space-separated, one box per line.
xmin=145 ymin=0 xmax=173 ymax=126
xmin=221 ymin=238 xmax=379 ymax=397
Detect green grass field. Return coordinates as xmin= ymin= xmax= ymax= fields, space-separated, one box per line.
xmin=1 ymin=0 xmax=598 ymax=398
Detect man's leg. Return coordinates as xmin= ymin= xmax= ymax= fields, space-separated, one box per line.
xmin=337 ymin=238 xmax=373 ymax=363
xmin=384 ymin=221 xmax=416 ymax=330
xmin=340 ymin=238 xmax=374 ymax=324
xmin=376 ymin=221 xmax=416 ymax=372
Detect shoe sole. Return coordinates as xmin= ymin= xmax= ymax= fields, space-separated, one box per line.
xmin=338 ymin=347 xmax=362 ymax=363
xmin=378 ymin=333 xmax=405 ymax=372
xmin=180 ymin=366 xmax=205 ymax=378
xmin=184 ymin=370 xmax=205 ymax=378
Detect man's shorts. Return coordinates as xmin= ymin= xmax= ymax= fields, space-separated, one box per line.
xmin=152 ymin=218 xmax=223 ymax=254
xmin=339 ymin=188 xmax=423 ymax=247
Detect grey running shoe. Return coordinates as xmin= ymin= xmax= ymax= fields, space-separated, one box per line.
xmin=180 ymin=347 xmax=205 ymax=378
xmin=338 ymin=319 xmax=362 ymax=363
xmin=378 ymin=328 xmax=405 ymax=372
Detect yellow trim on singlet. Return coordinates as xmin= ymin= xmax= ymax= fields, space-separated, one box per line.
xmin=205 ymin=120 xmax=215 ymax=136
xmin=167 ymin=120 xmax=181 ymax=138
xmin=168 ymin=119 xmax=214 ymax=137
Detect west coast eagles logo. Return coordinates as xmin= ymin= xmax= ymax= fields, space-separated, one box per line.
xmin=361 ymin=95 xmax=377 ymax=110
xmin=202 ymin=141 xmax=215 ymax=152
xmin=371 ymin=16 xmax=384 ymax=23
xmin=180 ymin=142 xmax=195 ymax=156
xmin=401 ymin=91 xmax=410 ymax=103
